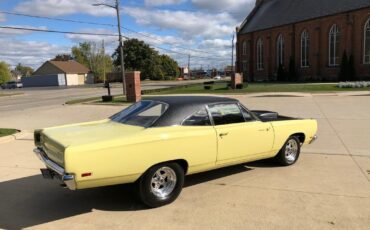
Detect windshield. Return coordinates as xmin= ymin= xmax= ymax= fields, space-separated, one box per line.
xmin=110 ymin=100 xmax=168 ymax=127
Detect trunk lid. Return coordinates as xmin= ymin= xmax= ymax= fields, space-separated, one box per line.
xmin=40 ymin=120 xmax=144 ymax=166
xmin=42 ymin=119 xmax=144 ymax=148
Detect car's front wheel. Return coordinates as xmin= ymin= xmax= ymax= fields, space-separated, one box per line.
xmin=275 ymin=136 xmax=301 ymax=166
xmin=138 ymin=162 xmax=184 ymax=208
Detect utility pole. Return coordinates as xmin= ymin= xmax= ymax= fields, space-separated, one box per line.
xmin=231 ymin=33 xmax=235 ymax=76
xmin=115 ymin=0 xmax=126 ymax=95
xmin=102 ymin=39 xmax=106 ymax=84
xmin=93 ymin=0 xmax=126 ymax=95
xmin=188 ymin=54 xmax=191 ymax=79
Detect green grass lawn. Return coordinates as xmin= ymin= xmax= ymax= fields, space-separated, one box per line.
xmin=0 ymin=129 xmax=18 ymax=137
xmin=65 ymin=82 xmax=370 ymax=105
xmin=147 ymin=83 xmax=370 ymax=95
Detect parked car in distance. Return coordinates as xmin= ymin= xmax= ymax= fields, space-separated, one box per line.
xmin=1 ymin=81 xmax=23 ymax=89
xmin=34 ymin=96 xmax=318 ymax=208
xmin=213 ymin=75 xmax=222 ymax=80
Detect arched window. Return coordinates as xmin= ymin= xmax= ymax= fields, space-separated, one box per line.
xmin=276 ymin=34 xmax=284 ymax=66
xmin=364 ymin=19 xmax=370 ymax=64
xmin=329 ymin=24 xmax=340 ymax=66
xmin=301 ymin=30 xmax=310 ymax=67
xmin=242 ymin=41 xmax=247 ymax=55
xmin=256 ymin=38 xmax=264 ymax=70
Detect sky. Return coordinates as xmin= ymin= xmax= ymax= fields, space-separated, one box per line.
xmin=0 ymin=0 xmax=255 ymax=70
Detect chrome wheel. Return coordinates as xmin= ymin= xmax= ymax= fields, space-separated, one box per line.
xmin=285 ymin=139 xmax=299 ymax=163
xmin=150 ymin=167 xmax=177 ymax=199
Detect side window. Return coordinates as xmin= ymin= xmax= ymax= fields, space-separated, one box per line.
xmin=182 ymin=108 xmax=211 ymax=126
xmin=240 ymin=106 xmax=255 ymax=122
xmin=208 ymin=104 xmax=245 ymax=126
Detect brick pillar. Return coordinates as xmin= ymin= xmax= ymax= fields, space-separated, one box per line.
xmin=125 ymin=71 xmax=141 ymax=102
xmin=231 ymin=73 xmax=243 ymax=89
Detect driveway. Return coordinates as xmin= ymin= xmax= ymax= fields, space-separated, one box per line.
xmin=0 ymin=92 xmax=369 ymax=229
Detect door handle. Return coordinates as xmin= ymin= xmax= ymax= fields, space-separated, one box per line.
xmin=219 ymin=132 xmax=229 ymax=138
xmin=258 ymin=127 xmax=271 ymax=132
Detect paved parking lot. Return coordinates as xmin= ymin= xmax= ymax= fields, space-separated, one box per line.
xmin=0 ymin=91 xmax=369 ymax=229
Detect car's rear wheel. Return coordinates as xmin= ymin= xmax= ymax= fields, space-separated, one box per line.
xmin=275 ymin=136 xmax=301 ymax=166
xmin=138 ymin=162 xmax=184 ymax=208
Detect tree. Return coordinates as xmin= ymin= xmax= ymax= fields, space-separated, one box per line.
xmin=72 ymin=42 xmax=113 ymax=81
xmin=52 ymin=54 xmax=73 ymax=61
xmin=15 ymin=63 xmax=34 ymax=77
xmin=112 ymin=38 xmax=179 ymax=80
xmin=0 ymin=61 xmax=11 ymax=84
xmin=72 ymin=42 xmax=92 ymax=68
xmin=160 ymin=54 xmax=180 ymax=80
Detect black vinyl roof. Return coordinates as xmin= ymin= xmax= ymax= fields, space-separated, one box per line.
xmin=239 ymin=0 xmax=370 ymax=34
xmin=149 ymin=96 xmax=238 ymax=127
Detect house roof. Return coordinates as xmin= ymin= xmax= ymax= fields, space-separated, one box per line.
xmin=239 ymin=0 xmax=370 ymax=34
xmin=48 ymin=60 xmax=90 ymax=74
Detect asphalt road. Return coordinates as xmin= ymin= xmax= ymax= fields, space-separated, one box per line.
xmin=0 ymin=80 xmax=207 ymax=113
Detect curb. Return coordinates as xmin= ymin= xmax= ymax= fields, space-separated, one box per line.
xmin=0 ymin=130 xmax=30 ymax=144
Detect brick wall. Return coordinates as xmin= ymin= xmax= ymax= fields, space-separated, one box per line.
xmin=237 ymin=7 xmax=370 ymax=81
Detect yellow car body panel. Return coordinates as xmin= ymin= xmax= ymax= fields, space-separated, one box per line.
xmin=38 ymin=117 xmax=317 ymax=190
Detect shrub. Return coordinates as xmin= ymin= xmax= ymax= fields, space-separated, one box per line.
xmin=288 ymin=57 xmax=298 ymax=82
xmin=277 ymin=64 xmax=287 ymax=82
xmin=204 ymin=81 xmax=215 ymax=85
xmin=236 ymin=84 xmax=244 ymax=89
xmin=348 ymin=55 xmax=356 ymax=81
xmin=204 ymin=85 xmax=213 ymax=90
xmin=339 ymin=51 xmax=349 ymax=81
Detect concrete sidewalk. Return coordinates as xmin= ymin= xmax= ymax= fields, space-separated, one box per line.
xmin=0 ymin=93 xmax=369 ymax=229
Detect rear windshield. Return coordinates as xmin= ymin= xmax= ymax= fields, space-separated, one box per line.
xmin=110 ymin=100 xmax=168 ymax=127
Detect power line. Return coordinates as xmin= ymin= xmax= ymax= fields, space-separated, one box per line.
xmin=0 ymin=10 xmax=219 ymax=56
xmin=0 ymin=25 xmax=229 ymax=61
xmin=0 ymin=11 xmax=116 ymax=27
xmin=0 ymin=25 xmax=119 ymax=37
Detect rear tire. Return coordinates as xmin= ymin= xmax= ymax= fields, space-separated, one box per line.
xmin=275 ymin=136 xmax=301 ymax=166
xmin=138 ymin=162 xmax=184 ymax=208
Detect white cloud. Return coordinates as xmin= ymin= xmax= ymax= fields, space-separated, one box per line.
xmin=123 ymin=7 xmax=236 ymax=39
xmin=14 ymin=0 xmax=116 ymax=17
xmin=191 ymin=0 xmax=255 ymax=21
xmin=199 ymin=39 xmax=231 ymax=49
xmin=144 ymin=0 xmax=185 ymax=6
xmin=0 ymin=13 xmax=6 ymax=22
xmin=192 ymin=0 xmax=254 ymax=11
xmin=0 ymin=25 xmax=48 ymax=36
xmin=66 ymin=29 xmax=118 ymax=44
xmin=0 ymin=38 xmax=69 ymax=69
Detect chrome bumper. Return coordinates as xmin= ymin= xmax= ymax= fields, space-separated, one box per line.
xmin=33 ymin=148 xmax=76 ymax=190
xmin=309 ymin=135 xmax=318 ymax=144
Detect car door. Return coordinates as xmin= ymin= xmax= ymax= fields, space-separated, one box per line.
xmin=207 ymin=103 xmax=274 ymax=165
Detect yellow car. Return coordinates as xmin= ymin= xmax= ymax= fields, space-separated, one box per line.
xmin=34 ymin=96 xmax=317 ymax=207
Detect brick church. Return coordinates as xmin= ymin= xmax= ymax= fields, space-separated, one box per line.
xmin=236 ymin=0 xmax=370 ymax=82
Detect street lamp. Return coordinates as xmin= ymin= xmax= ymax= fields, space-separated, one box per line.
xmin=93 ymin=0 xmax=126 ymax=95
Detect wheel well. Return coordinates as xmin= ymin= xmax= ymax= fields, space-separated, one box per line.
xmin=172 ymin=159 xmax=189 ymax=174
xmin=291 ymin=133 xmax=305 ymax=144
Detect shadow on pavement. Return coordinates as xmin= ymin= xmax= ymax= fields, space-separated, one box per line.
xmin=0 ymin=163 xmax=258 ymax=229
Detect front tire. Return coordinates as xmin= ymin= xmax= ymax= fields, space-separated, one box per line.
xmin=275 ymin=136 xmax=301 ymax=166
xmin=138 ymin=162 xmax=184 ymax=208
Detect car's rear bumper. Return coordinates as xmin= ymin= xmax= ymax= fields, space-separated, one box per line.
xmin=34 ymin=148 xmax=76 ymax=190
